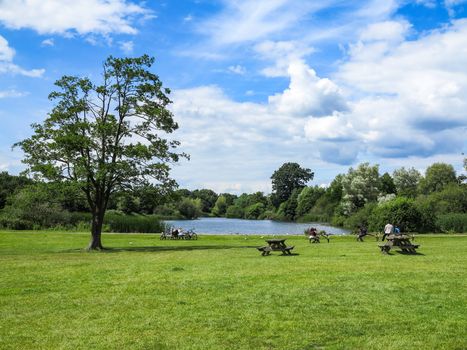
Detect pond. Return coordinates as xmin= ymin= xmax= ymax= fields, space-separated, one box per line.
xmin=164 ymin=217 xmax=350 ymax=235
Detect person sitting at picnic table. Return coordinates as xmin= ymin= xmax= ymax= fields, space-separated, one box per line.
xmin=382 ymin=222 xmax=394 ymax=241
xmin=178 ymin=228 xmax=185 ymax=238
xmin=394 ymin=225 xmax=401 ymax=235
xmin=357 ymin=225 xmax=368 ymax=241
xmin=308 ymin=227 xmax=318 ymax=238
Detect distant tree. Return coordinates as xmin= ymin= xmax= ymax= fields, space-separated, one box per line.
xmin=1 ymin=183 xmax=70 ymax=229
xmin=419 ymin=163 xmax=457 ymax=194
xmin=212 ymin=195 xmax=228 ymax=216
xmin=296 ymin=186 xmax=325 ymax=218
xmin=117 ymin=192 xmax=140 ymax=214
xmin=392 ymin=167 xmax=421 ymax=198
xmin=380 ymin=172 xmax=396 ymax=195
xmin=15 ymin=55 xmax=185 ymax=250
xmin=178 ymin=198 xmax=202 ymax=219
xmin=341 ymin=163 xmax=380 ymax=215
xmin=192 ymin=189 xmax=218 ymax=213
xmin=270 ymin=162 xmax=314 ymax=207
xmin=225 ymin=204 xmax=244 ymax=219
xmin=244 ymin=202 xmax=266 ymax=219
xmin=309 ymin=174 xmax=343 ymax=219
xmin=0 ymin=172 xmax=32 ymax=209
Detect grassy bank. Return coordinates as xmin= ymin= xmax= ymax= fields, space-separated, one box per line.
xmin=0 ymin=231 xmax=466 ymax=349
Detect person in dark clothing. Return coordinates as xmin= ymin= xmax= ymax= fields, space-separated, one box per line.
xmin=357 ymin=225 xmax=368 ymax=242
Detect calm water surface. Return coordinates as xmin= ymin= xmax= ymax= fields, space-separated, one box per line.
xmin=165 ymin=217 xmax=349 ymax=235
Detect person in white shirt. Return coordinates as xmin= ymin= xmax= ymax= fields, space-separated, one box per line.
xmin=382 ymin=223 xmax=394 ymax=241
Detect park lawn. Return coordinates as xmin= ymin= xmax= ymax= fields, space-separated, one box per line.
xmin=0 ymin=231 xmax=466 ymax=350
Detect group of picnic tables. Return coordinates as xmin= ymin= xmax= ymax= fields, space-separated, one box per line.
xmin=256 ymin=233 xmax=421 ymax=256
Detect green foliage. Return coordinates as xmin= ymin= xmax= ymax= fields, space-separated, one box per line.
xmin=103 ymin=211 xmax=165 ymax=233
xmin=212 ymin=195 xmax=228 ymax=216
xmin=417 ymin=184 xmax=467 ymax=215
xmin=244 ymin=202 xmax=266 ymax=219
xmin=270 ymin=162 xmax=314 ymax=207
xmin=276 ymin=188 xmax=300 ymax=221
xmin=296 ymin=186 xmax=325 ymax=218
xmin=380 ymin=172 xmax=396 ymax=194
xmin=419 ymin=162 xmax=457 ymax=194
xmin=436 ymin=213 xmax=467 ymax=233
xmin=116 ymin=192 xmax=140 ymax=214
xmin=225 ymin=205 xmax=244 ymax=219
xmin=0 ymin=184 xmax=71 ymax=229
xmin=369 ymin=197 xmax=423 ymax=232
xmin=392 ymin=167 xmax=421 ymax=198
xmin=343 ymin=203 xmax=377 ymax=230
xmin=0 ymin=172 xmax=33 ymax=210
xmin=191 ymin=189 xmax=218 ymax=213
xmin=177 ymin=198 xmax=202 ymax=219
xmin=341 ymin=163 xmax=380 ymax=215
xmin=15 ymin=55 xmax=185 ymax=249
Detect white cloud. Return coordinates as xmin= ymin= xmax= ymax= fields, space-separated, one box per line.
xmin=0 ymin=89 xmax=27 ymax=98
xmin=0 ymin=35 xmax=44 ymax=77
xmin=119 ymin=40 xmax=134 ymax=54
xmin=41 ymin=38 xmax=55 ymax=47
xmin=268 ymin=60 xmax=348 ymax=117
xmin=197 ymin=0 xmax=335 ymax=46
xmin=227 ymin=65 xmax=246 ymax=75
xmin=184 ymin=15 xmax=194 ymax=22
xmin=255 ymin=40 xmax=315 ymax=77
xmin=0 ymin=0 xmax=150 ymax=36
xmin=359 ymin=20 xmax=411 ymax=43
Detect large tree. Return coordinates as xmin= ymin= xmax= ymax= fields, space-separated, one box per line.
xmin=419 ymin=162 xmax=457 ymax=194
xmin=270 ymin=162 xmax=314 ymax=207
xmin=340 ymin=162 xmax=380 ymax=215
xmin=16 ymin=55 xmax=186 ymax=250
xmin=392 ymin=167 xmax=421 ymax=198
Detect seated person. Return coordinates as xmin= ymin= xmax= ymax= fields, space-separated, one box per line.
xmin=357 ymin=225 xmax=368 ymax=241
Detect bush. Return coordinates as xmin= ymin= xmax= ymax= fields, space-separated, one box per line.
xmin=369 ymin=197 xmax=424 ymax=233
xmin=343 ymin=203 xmax=377 ymax=230
xmin=436 ymin=213 xmax=467 ymax=233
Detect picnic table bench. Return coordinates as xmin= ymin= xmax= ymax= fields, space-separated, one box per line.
xmin=258 ymin=239 xmax=294 ymax=255
xmin=379 ymin=234 xmax=420 ymax=254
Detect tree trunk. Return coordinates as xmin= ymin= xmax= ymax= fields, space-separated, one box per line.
xmin=87 ymin=210 xmax=105 ymax=250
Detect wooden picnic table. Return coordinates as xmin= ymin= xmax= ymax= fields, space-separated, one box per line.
xmin=379 ymin=234 xmax=420 ymax=254
xmin=257 ymin=238 xmax=294 ymax=256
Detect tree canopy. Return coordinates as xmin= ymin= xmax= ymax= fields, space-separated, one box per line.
xmin=15 ymin=55 xmax=186 ymax=249
xmin=270 ymin=162 xmax=314 ymax=207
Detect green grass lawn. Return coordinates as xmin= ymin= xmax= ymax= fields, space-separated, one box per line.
xmin=1 ymin=231 xmax=466 ymax=350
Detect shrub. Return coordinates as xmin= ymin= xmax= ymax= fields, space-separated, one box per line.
xmin=343 ymin=203 xmax=377 ymax=230
xmin=436 ymin=213 xmax=467 ymax=233
xmin=369 ymin=197 xmax=423 ymax=233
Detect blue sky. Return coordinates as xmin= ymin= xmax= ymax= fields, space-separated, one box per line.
xmin=1 ymin=0 xmax=466 ymax=193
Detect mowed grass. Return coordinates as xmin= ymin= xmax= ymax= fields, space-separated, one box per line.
xmin=0 ymin=231 xmax=466 ymax=350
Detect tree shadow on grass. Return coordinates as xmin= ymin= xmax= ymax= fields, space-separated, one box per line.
xmin=61 ymin=245 xmax=260 ymax=253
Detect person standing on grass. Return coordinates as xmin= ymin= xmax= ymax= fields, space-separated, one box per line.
xmin=382 ymin=222 xmax=394 ymax=241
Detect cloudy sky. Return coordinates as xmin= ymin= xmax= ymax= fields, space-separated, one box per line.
xmin=0 ymin=0 xmax=466 ymax=193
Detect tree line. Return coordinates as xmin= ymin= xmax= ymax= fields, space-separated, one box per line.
xmin=1 ymin=159 xmax=466 ymax=233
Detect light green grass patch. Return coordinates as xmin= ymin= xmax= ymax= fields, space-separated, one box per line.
xmin=0 ymin=232 xmax=466 ymax=349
